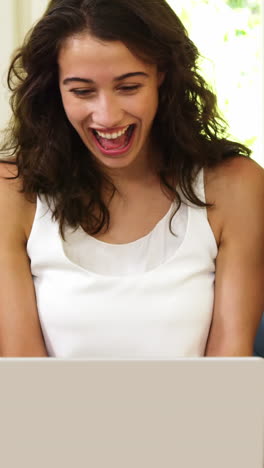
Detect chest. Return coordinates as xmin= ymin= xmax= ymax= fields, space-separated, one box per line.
xmin=93 ymin=188 xmax=173 ymax=244
xmin=33 ymin=255 xmax=215 ymax=358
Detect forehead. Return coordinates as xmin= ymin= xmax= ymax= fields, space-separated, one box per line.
xmin=58 ymin=33 xmax=155 ymax=80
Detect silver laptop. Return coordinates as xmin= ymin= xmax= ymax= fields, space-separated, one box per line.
xmin=0 ymin=358 xmax=263 ymax=468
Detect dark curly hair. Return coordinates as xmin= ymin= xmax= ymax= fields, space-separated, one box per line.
xmin=0 ymin=0 xmax=251 ymax=238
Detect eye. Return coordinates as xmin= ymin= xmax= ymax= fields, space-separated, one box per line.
xmin=69 ymin=89 xmax=95 ymax=97
xmin=118 ymin=85 xmax=142 ymax=93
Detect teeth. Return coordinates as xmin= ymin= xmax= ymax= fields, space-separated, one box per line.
xmin=95 ymin=125 xmax=130 ymax=139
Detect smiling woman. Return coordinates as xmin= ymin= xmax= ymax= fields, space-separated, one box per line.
xmin=0 ymin=0 xmax=263 ymax=358
xmin=58 ymin=35 xmax=163 ymax=169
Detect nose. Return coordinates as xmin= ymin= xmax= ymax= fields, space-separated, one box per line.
xmin=91 ymin=92 xmax=124 ymax=129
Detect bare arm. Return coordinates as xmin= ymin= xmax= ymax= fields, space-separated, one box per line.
xmin=0 ymin=165 xmax=48 ymax=356
xmin=205 ymin=157 xmax=264 ymax=356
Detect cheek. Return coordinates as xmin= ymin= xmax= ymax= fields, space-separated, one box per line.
xmin=139 ymin=89 xmax=159 ymax=124
xmin=61 ymin=93 xmax=88 ymax=125
xmin=131 ymin=89 xmax=159 ymax=119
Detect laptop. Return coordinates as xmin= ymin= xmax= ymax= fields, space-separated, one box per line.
xmin=0 ymin=358 xmax=263 ymax=468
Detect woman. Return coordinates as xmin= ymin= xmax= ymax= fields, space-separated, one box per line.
xmin=0 ymin=0 xmax=263 ymax=357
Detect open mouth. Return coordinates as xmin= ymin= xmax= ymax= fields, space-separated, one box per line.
xmin=91 ymin=124 xmax=136 ymax=153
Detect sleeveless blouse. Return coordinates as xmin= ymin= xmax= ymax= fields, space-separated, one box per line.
xmin=27 ymin=169 xmax=218 ymax=358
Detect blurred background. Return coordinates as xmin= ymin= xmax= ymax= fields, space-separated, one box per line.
xmin=0 ymin=0 xmax=263 ymax=166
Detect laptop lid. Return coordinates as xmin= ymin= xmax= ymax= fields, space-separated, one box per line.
xmin=0 ymin=358 xmax=263 ymax=468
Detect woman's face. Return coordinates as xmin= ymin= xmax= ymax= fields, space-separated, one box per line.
xmin=58 ymin=33 xmax=164 ymax=172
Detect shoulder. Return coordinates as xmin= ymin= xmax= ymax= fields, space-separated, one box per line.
xmin=204 ymin=156 xmax=264 ymax=246
xmin=205 ymin=155 xmax=264 ymax=209
xmin=204 ymin=156 xmax=264 ymax=247
xmin=205 ymin=155 xmax=264 ymax=194
xmin=0 ymin=162 xmax=23 ymax=203
xmin=0 ymin=162 xmax=36 ymax=244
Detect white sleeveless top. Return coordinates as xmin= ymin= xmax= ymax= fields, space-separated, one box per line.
xmin=27 ymin=169 xmax=218 ymax=358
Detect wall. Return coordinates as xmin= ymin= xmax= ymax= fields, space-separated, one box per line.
xmin=0 ymin=0 xmax=49 ymax=129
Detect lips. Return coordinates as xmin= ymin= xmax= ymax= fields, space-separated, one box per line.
xmin=92 ymin=125 xmax=131 ymax=138
xmin=91 ymin=124 xmax=136 ymax=156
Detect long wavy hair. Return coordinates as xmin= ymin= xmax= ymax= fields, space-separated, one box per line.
xmin=0 ymin=0 xmax=250 ymax=238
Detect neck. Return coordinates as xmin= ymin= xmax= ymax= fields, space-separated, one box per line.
xmin=105 ymin=146 xmax=162 ymax=191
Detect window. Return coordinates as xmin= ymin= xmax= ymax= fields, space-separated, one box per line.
xmin=169 ymin=0 xmax=263 ymax=166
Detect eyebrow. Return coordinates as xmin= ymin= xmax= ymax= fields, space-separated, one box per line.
xmin=62 ymin=72 xmax=149 ymax=85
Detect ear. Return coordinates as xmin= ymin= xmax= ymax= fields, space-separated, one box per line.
xmin=157 ymin=71 xmax=166 ymax=87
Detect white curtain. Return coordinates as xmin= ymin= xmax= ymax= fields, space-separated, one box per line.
xmin=0 ymin=0 xmax=49 ymax=130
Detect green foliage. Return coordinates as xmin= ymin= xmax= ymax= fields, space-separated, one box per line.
xmin=235 ymin=29 xmax=247 ymax=36
xmin=225 ymin=0 xmax=260 ymax=12
xmin=226 ymin=0 xmax=247 ymax=8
